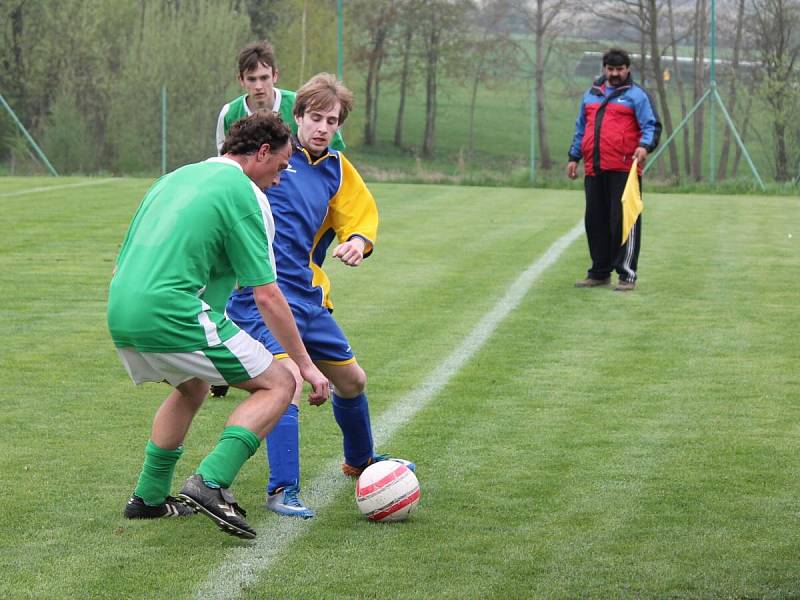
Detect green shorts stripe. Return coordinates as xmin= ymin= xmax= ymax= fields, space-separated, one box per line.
xmin=115 ymin=330 xmax=272 ymax=387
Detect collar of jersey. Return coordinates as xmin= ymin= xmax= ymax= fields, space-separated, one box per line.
xmin=206 ymin=156 xmax=243 ymax=171
xmin=291 ymin=135 xmax=339 ymax=166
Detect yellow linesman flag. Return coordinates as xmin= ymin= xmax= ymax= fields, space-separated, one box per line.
xmin=621 ymin=159 xmax=643 ymax=246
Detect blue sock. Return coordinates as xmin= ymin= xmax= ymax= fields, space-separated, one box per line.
xmin=266 ymin=404 xmax=300 ymax=493
xmin=332 ymin=393 xmax=373 ymax=467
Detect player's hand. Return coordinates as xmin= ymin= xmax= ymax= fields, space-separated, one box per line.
xmin=332 ymin=238 xmax=366 ymax=267
xmin=633 ymin=146 xmax=648 ymax=166
xmin=300 ymin=363 xmax=329 ymax=406
xmin=566 ymin=161 xmax=579 ymax=179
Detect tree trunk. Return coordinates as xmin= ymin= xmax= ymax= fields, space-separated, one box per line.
xmin=534 ymin=0 xmax=552 ymax=169
xmin=691 ymin=0 xmax=707 ymax=181
xmin=468 ymin=60 xmax=482 ymax=157
xmin=731 ymin=98 xmax=752 ymax=177
xmin=638 ymin=0 xmax=647 ymax=88
xmin=422 ymin=12 xmax=439 ymax=158
xmin=394 ymin=25 xmax=413 ymax=147
xmin=666 ymin=0 xmax=690 ymax=178
xmin=362 ymin=6 xmax=392 ymax=146
xmin=716 ymin=0 xmax=744 ymax=179
xmin=299 ymin=0 xmax=307 ymax=86
xmin=774 ymin=100 xmax=789 ymax=181
xmin=364 ymin=60 xmax=377 ymax=145
xmin=646 ymin=0 xmax=678 ymax=177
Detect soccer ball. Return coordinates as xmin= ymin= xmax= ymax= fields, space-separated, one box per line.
xmin=355 ymin=460 xmax=420 ymax=522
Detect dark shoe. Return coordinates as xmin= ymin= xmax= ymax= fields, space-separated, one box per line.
xmin=123 ymin=494 xmax=195 ymax=519
xmin=178 ymin=474 xmax=255 ymax=539
xmin=574 ymin=277 xmax=611 ymax=288
xmin=210 ymin=385 xmax=230 ymax=398
xmin=614 ymin=280 xmax=636 ymax=292
xmin=342 ymin=455 xmax=416 ymax=478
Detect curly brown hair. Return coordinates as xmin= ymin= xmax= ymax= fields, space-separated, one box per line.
xmin=220 ymin=112 xmax=290 ymax=156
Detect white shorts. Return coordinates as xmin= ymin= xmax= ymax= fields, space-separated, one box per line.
xmin=116 ymin=330 xmax=273 ymax=387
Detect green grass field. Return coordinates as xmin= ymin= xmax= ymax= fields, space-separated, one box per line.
xmin=1 ymin=177 xmax=799 ymax=599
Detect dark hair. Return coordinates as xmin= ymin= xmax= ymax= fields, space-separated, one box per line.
xmin=603 ymin=48 xmax=630 ymax=67
xmin=237 ymin=41 xmax=278 ymax=77
xmin=221 ymin=112 xmax=291 ymax=156
xmin=293 ymin=73 xmax=354 ymax=126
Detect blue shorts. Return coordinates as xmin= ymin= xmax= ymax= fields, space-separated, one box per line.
xmin=226 ymin=291 xmax=355 ymax=364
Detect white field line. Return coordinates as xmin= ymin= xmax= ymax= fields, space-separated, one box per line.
xmin=0 ymin=178 xmax=120 ymax=197
xmin=195 ymin=220 xmax=585 ymax=600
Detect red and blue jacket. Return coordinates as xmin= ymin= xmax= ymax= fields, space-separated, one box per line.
xmin=568 ymin=74 xmax=661 ymax=176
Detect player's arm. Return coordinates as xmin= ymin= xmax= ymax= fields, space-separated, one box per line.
xmin=568 ymin=100 xmax=587 ymax=160
xmin=215 ymin=105 xmax=229 ymax=155
xmin=634 ymin=89 xmax=662 ymax=153
xmin=566 ymin=100 xmax=587 ymax=179
xmin=252 ymin=282 xmax=329 ymax=404
xmin=330 ymin=155 xmax=378 ymax=267
xmin=228 ymin=205 xmax=327 ymax=403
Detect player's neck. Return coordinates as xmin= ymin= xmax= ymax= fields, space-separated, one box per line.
xmin=246 ymin=91 xmax=275 ymax=113
xmin=296 ymin=135 xmax=325 ymax=161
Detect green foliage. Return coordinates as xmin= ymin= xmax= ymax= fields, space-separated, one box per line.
xmin=264 ymin=0 xmax=339 ymax=89
xmin=0 ymin=0 xmax=251 ymax=174
xmin=1 ymin=178 xmax=799 ymax=598
xmin=107 ymin=1 xmax=252 ymax=173
xmin=1 ymin=1 xmax=798 ymax=185
xmin=41 ymin=94 xmax=95 ymax=174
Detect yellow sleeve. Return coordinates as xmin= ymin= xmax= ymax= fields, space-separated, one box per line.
xmin=329 ymin=154 xmax=378 ymax=256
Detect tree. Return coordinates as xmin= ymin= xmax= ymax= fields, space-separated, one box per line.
xmin=690 ymin=0 xmax=708 ymax=181
xmin=664 ymin=0 xmax=693 ymax=177
xmin=462 ymin=0 xmax=520 ymax=158
xmin=265 ymin=0 xmax=338 ymax=89
xmin=393 ymin=17 xmax=415 ymax=148
xmin=0 ymin=0 xmax=57 ymax=165
xmin=643 ymin=0 xmax=679 ymax=178
xmin=107 ymin=0 xmax=251 ymax=172
xmin=752 ymin=0 xmax=800 ymax=181
xmin=515 ymin=0 xmax=570 ymax=171
xmin=244 ymin=0 xmax=280 ymax=40
xmin=716 ymin=0 xmax=745 ymax=179
xmin=416 ymin=0 xmax=474 ymax=158
xmin=349 ymin=0 xmax=399 ymax=145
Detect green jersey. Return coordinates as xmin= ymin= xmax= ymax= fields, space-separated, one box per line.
xmin=107 ymin=157 xmax=277 ymax=352
xmin=215 ymin=89 xmax=345 ymax=153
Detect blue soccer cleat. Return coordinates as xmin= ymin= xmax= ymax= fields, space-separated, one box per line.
xmin=342 ymin=454 xmax=416 ymax=478
xmin=266 ymin=484 xmax=315 ymax=519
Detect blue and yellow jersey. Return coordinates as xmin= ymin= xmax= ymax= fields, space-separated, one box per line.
xmin=233 ymin=137 xmax=377 ymax=310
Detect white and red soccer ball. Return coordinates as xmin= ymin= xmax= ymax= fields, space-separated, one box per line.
xmin=355 ymin=460 xmax=420 ymax=522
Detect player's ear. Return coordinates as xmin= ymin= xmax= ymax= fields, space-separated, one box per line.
xmin=273 ymin=68 xmax=280 ymax=84
xmin=257 ymin=143 xmax=271 ymax=161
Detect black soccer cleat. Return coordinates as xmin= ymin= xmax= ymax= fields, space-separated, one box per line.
xmin=210 ymin=385 xmax=230 ymax=398
xmin=178 ymin=474 xmax=256 ymax=539
xmin=123 ymin=494 xmax=196 ymax=519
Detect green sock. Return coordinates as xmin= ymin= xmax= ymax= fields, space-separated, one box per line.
xmin=133 ymin=440 xmax=183 ymax=506
xmin=196 ymin=426 xmax=261 ymax=489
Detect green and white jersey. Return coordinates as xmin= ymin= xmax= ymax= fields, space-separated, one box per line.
xmin=107 ymin=157 xmax=277 ymax=352
xmin=215 ymin=89 xmax=344 ymax=153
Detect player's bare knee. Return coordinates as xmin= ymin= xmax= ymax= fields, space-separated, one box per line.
xmin=177 ymin=378 xmax=209 ymax=408
xmin=334 ymin=365 xmax=366 ymax=397
xmin=269 ymin=360 xmax=297 ymax=398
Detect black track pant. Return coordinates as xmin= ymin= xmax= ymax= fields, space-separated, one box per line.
xmin=583 ymin=170 xmax=642 ymax=283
